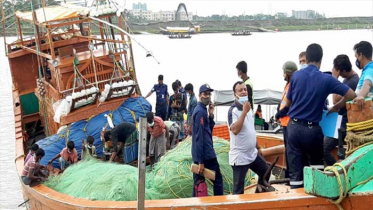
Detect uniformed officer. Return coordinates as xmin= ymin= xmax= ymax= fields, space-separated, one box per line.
xmin=145 ymin=75 xmax=169 ymax=121
xmin=191 ymin=84 xmax=223 ymax=196
xmin=283 ymin=44 xmax=356 ymax=189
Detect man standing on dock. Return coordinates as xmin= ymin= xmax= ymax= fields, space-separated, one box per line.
xmin=145 ymin=75 xmax=169 ymax=121
xmin=284 ymin=44 xmax=356 ymax=189
xmin=228 ymin=81 xmax=268 ymax=194
xmin=237 ymin=61 xmax=254 ymax=110
xmin=191 ymin=84 xmax=223 ymax=196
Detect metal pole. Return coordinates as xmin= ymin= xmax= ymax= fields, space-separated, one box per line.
xmin=137 ymin=117 xmax=147 ymax=210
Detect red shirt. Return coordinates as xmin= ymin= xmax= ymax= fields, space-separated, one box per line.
xmin=22 ymin=156 xmax=36 ymax=177
xmin=147 ymin=116 xmax=166 ymax=138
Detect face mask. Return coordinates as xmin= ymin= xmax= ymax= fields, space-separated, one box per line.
xmin=67 ymin=149 xmax=72 ymax=154
xmin=299 ymin=64 xmax=308 ymax=69
xmin=187 ymin=93 xmax=190 ymax=98
xmin=236 ymin=95 xmax=248 ymax=105
xmin=238 ymin=74 xmax=242 ymax=79
xmin=148 ymin=121 xmax=154 ymax=127
xmin=355 ymin=59 xmax=361 ymax=69
xmin=201 ymin=98 xmax=210 ymax=106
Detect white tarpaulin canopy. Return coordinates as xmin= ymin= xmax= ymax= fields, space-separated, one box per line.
xmin=214 ymin=89 xmax=283 ymax=106
xmin=16 ymin=6 xmax=78 ymax=23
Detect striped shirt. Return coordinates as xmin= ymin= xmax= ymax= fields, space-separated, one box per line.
xmin=22 ymin=156 xmax=36 ymax=177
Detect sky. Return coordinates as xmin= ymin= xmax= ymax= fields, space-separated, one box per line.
xmin=111 ymin=0 xmax=373 ymax=18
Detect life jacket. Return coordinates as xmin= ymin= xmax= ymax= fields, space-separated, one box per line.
xmin=280 ymin=83 xmax=290 ymax=127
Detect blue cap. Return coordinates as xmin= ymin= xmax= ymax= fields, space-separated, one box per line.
xmin=199 ymin=84 xmax=214 ymax=94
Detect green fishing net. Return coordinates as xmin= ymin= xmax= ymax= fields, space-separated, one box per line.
xmin=45 ymin=137 xmax=254 ymax=201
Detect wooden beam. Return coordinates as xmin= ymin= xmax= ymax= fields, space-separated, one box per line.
xmin=48 ymin=19 xmax=87 ymax=28
xmin=17 ymin=17 xmax=24 ymax=46
xmin=46 ymin=27 xmax=56 ymax=59
xmin=19 ymin=45 xmax=52 ymax=60
xmin=99 ymin=22 xmax=105 ymax=40
xmin=75 ymin=35 xmax=125 ymax=44
xmin=137 ymin=117 xmax=147 ymax=210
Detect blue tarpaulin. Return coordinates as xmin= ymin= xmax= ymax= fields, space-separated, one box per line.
xmin=37 ymin=97 xmax=152 ymax=168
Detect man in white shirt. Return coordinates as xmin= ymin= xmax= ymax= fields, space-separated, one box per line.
xmin=228 ymin=81 xmax=269 ymax=194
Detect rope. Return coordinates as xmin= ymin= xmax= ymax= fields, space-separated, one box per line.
xmin=344 ymin=119 xmax=373 ymax=156
xmin=30 ymin=0 xmax=49 ymax=136
xmin=324 ymin=163 xmax=348 ymax=205
xmin=123 ymin=107 xmax=138 ymax=127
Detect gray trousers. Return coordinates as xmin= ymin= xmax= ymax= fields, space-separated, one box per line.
xmin=232 ymin=154 xmax=269 ymax=194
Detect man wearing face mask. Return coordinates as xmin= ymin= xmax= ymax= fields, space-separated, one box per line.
xmin=275 ymin=61 xmax=298 ymax=179
xmin=48 ymin=141 xmax=78 ymax=172
xmin=236 ymin=61 xmax=254 ymax=110
xmin=228 ymin=81 xmax=268 ymax=194
xmin=146 ymin=112 xmax=170 ymax=167
xmin=185 ymin=83 xmax=197 ymax=135
xmin=191 ymin=84 xmax=223 ymax=196
xmin=168 ymin=82 xmax=187 ymax=141
xmin=352 ymin=41 xmax=373 ymax=109
xmin=299 ymin=51 xmax=307 ymax=69
xmin=283 ymin=44 xmax=356 ymax=189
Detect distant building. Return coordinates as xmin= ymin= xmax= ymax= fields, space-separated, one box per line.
xmin=132 ymin=3 xmax=147 ymax=11
xmin=292 ymin=10 xmax=316 ymax=19
xmin=155 ymin=11 xmax=175 ymax=21
xmin=178 ymin=12 xmax=193 ymax=21
xmin=275 ymin=12 xmax=288 ymax=19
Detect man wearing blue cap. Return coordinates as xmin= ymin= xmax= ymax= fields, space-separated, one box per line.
xmin=191 ymin=84 xmax=223 ymax=196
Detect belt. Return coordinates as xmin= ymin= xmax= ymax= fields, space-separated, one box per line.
xmin=291 ymin=118 xmax=319 ymax=126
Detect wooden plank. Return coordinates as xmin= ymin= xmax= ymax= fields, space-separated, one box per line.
xmin=75 ymin=35 xmax=125 ymax=44
xmin=304 ymin=144 xmax=373 ymax=199
xmin=19 ymin=45 xmax=52 ymax=60
xmin=48 ymin=19 xmax=87 ymax=28
xmin=137 ymin=117 xmax=147 ymax=210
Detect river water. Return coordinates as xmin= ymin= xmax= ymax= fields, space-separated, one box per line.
xmin=0 ymin=30 xmax=372 ymax=209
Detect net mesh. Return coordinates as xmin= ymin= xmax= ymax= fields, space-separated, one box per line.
xmin=45 ymin=137 xmax=254 ymax=201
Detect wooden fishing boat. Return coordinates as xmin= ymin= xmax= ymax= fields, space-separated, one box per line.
xmin=3 ymin=1 xmax=372 ymax=209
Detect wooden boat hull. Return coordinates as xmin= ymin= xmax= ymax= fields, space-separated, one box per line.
xmin=13 ymin=92 xmax=373 ymax=209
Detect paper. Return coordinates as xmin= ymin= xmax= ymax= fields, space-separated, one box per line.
xmin=319 ymin=111 xmax=342 ymax=139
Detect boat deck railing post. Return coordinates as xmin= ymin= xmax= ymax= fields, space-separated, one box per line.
xmin=137 ymin=117 xmax=147 ymax=210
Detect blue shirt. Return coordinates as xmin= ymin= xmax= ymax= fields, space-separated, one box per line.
xmin=151 ymin=84 xmax=168 ymax=103
xmin=356 ymin=61 xmax=373 ymax=98
xmin=191 ymin=102 xmax=216 ymax=164
xmin=287 ymin=64 xmax=349 ymax=122
xmin=187 ymin=93 xmax=197 ymax=125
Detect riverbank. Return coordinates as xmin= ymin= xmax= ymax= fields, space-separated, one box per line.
xmin=127 ymin=16 xmax=373 ymax=34
xmin=1 ymin=16 xmax=372 ymax=36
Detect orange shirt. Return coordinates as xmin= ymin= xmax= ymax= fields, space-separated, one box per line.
xmin=147 ymin=116 xmax=166 ymax=138
xmin=60 ymin=148 xmax=78 ymax=163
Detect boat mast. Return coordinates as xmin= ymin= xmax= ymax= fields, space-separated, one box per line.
xmin=1 ymin=0 xmax=7 ymax=54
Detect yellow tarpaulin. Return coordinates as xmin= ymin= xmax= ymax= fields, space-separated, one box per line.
xmin=16 ymin=6 xmax=78 ymax=23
